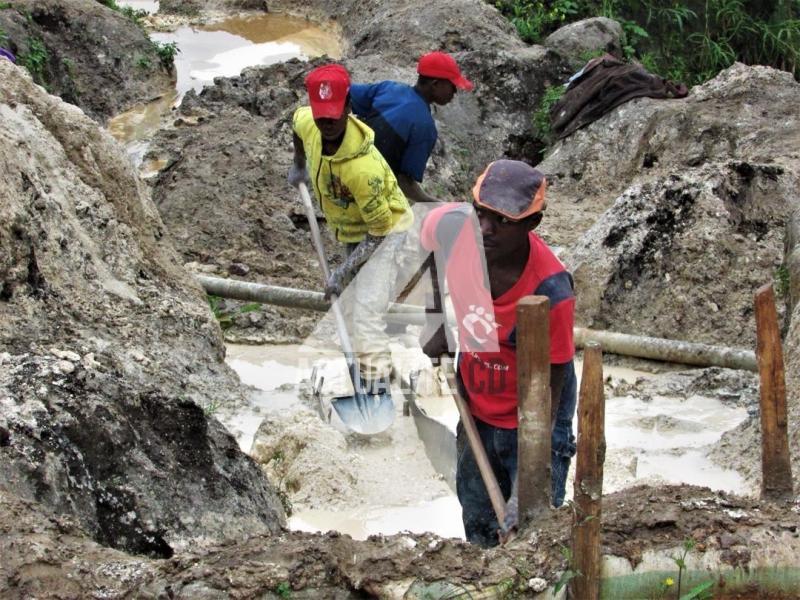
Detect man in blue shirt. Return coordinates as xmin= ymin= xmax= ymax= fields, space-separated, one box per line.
xmin=350 ymin=51 xmax=473 ymax=204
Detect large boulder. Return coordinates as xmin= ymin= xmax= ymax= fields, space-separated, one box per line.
xmin=546 ymin=64 xmax=800 ymax=348
xmin=0 ymin=0 xmax=174 ymax=122
xmin=544 ymin=17 xmax=623 ymax=69
xmin=563 ymin=162 xmax=797 ymax=348
xmin=540 ymin=63 xmax=800 ymax=248
xmin=0 ymin=60 xmax=285 ymax=555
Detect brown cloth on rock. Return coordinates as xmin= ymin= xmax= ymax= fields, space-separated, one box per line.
xmin=550 ymin=54 xmax=688 ymax=139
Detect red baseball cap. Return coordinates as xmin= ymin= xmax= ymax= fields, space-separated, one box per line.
xmin=305 ymin=64 xmax=351 ymax=119
xmin=417 ymin=51 xmax=474 ymax=91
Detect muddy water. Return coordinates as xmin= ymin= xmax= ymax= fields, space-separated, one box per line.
xmin=107 ymin=7 xmax=341 ymax=162
xmin=220 ymin=343 xmax=751 ymax=541
xmin=221 ymin=343 xmax=466 ymax=541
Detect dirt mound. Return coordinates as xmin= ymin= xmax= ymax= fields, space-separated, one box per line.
xmin=0 ymin=60 xmax=284 ymax=555
xmin=0 ymin=0 xmax=173 ymax=122
xmin=3 ymin=484 xmax=799 ymax=598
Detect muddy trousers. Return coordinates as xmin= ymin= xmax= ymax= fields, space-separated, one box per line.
xmin=456 ymin=362 xmax=577 ymax=548
xmin=340 ymin=232 xmax=419 ymax=382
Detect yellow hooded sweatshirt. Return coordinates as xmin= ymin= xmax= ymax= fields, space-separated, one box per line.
xmin=293 ymin=106 xmax=413 ymax=243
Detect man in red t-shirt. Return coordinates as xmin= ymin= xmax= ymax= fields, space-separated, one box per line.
xmin=420 ymin=159 xmax=577 ymax=547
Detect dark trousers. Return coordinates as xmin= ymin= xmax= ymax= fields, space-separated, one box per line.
xmin=456 ymin=361 xmax=577 ymax=547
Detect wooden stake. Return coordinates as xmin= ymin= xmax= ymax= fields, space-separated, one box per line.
xmin=517 ymin=296 xmax=551 ymax=526
xmin=754 ymin=284 xmax=794 ymax=501
xmin=570 ymin=342 xmax=605 ymax=600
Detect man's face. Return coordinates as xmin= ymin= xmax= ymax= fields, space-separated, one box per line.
xmin=314 ymin=110 xmax=348 ymax=141
xmin=475 ymin=206 xmax=536 ymax=261
xmin=431 ymin=79 xmax=457 ymax=106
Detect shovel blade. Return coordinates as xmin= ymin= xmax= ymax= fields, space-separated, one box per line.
xmin=331 ymin=391 xmax=395 ymax=435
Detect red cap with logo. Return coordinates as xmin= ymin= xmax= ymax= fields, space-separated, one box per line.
xmin=417 ymin=51 xmax=474 ymax=91
xmin=305 ymin=64 xmax=351 ymax=119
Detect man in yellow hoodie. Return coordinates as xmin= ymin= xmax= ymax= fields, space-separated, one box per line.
xmin=288 ymin=63 xmax=414 ymax=398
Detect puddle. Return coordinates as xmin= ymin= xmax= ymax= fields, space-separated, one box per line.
xmin=220 ymin=342 xmax=751 ymax=543
xmin=108 ymin=7 xmax=341 ymax=162
xmin=221 ymin=342 xmax=465 ymax=541
xmin=289 ymin=496 xmax=465 ymax=541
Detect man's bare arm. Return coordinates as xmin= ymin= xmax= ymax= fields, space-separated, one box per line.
xmin=397 ymin=172 xmax=441 ymax=204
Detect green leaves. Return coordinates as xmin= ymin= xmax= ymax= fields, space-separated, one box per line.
xmin=491 ymin=0 xmax=800 ymax=85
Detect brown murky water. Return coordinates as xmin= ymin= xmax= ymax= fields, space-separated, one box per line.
xmin=107 ymin=9 xmax=341 ymax=159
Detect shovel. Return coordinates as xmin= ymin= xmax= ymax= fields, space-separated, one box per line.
xmin=297 ymin=183 xmax=395 ymax=435
xmin=428 ymin=257 xmax=510 ymax=538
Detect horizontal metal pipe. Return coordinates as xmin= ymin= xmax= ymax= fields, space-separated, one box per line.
xmin=574 ymin=327 xmax=757 ymax=372
xmin=198 ymin=276 xmax=757 ymax=371
xmin=197 ymin=275 xmax=426 ymax=324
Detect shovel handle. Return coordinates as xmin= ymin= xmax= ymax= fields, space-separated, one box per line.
xmin=428 ymin=259 xmax=508 ymax=530
xmin=441 ymin=358 xmax=507 ymax=526
xmin=297 ymin=183 xmax=358 ymax=377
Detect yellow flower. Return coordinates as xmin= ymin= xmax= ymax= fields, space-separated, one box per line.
xmin=664 ymin=577 xmax=675 ymax=587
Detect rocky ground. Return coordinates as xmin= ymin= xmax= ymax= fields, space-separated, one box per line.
xmin=3 ymin=482 xmax=799 ymax=598
xmin=0 ymin=58 xmax=284 ymax=557
xmin=0 ymin=0 xmax=174 ymax=122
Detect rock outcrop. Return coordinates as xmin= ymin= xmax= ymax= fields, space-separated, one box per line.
xmin=0 ymin=0 xmax=173 ymax=122
xmin=553 ymin=64 xmax=800 ymax=348
xmin=0 ymin=60 xmax=285 ymax=556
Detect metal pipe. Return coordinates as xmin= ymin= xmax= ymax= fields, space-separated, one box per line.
xmin=574 ymin=327 xmax=757 ymax=372
xmin=197 ymin=275 xmax=757 ymax=371
xmin=197 ymin=275 xmax=427 ymax=324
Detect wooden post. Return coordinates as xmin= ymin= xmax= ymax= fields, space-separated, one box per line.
xmin=517 ymin=296 xmax=551 ymax=526
xmin=569 ymin=342 xmax=606 ymax=600
xmin=754 ymin=284 xmax=794 ymax=501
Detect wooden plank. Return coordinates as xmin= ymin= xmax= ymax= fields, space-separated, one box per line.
xmin=570 ymin=342 xmax=606 ymax=600
xmin=517 ymin=296 xmax=551 ymax=526
xmin=754 ymin=284 xmax=794 ymax=501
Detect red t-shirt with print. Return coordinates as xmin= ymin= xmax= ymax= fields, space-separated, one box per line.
xmin=420 ymin=203 xmax=575 ymax=428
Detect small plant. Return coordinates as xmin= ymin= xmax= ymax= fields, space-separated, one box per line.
xmin=775 ymin=264 xmax=790 ymax=298
xmin=19 ymin=36 xmax=48 ymax=84
xmin=553 ymin=544 xmax=581 ymax=595
xmin=207 ymin=295 xmax=261 ymax=330
xmin=154 ymin=40 xmax=179 ymax=68
xmin=0 ymin=27 xmax=8 ymax=46
xmin=136 ymin=55 xmax=151 ymax=69
xmin=669 ymin=539 xmax=714 ymax=599
xmin=532 ymin=83 xmax=565 ymax=141
xmin=202 ymin=398 xmax=221 ymax=416
xmin=0 ymin=2 xmax=12 ymax=10
xmin=274 ymin=581 xmax=292 ymax=599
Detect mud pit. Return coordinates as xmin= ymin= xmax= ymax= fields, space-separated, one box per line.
xmin=217 ymin=342 xmax=759 ymax=542
xmin=107 ymin=6 xmax=342 ymax=164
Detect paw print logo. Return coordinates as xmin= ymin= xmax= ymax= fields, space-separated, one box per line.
xmin=462 ymin=304 xmax=499 ymax=344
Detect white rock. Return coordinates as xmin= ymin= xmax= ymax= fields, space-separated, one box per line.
xmin=528 ymin=577 xmax=548 ymax=592
xmin=50 ymin=348 xmax=81 ymax=362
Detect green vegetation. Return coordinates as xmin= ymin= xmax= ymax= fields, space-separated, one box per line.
xmin=18 ymin=36 xmax=47 ymax=84
xmin=201 ymin=398 xmax=221 ymax=416
xmin=136 ymin=55 xmax=151 ymax=69
xmin=154 ymin=40 xmax=179 ymax=68
xmin=0 ymin=3 xmax=12 ymax=10
xmin=775 ymin=264 xmax=790 ymax=297
xmin=669 ymin=539 xmax=713 ymax=599
xmin=532 ymin=82 xmax=565 ymax=145
xmin=553 ymin=545 xmax=581 ymax=595
xmin=274 ymin=582 xmax=292 ymax=599
xmin=207 ymin=295 xmax=261 ymax=331
xmin=492 ymin=0 xmax=800 ymax=85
